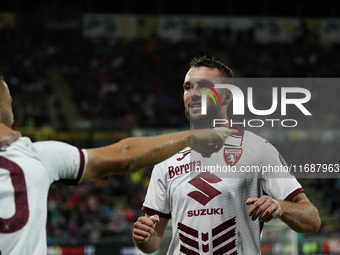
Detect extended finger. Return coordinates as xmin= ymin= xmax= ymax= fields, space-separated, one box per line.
xmin=252 ymin=202 xmax=271 ymax=221
xmin=245 ymin=198 xmax=258 ymax=205
xmin=248 ymin=197 xmax=267 ymax=216
xmin=229 ymin=129 xmax=238 ymax=134
xmin=259 ymin=204 xmax=277 ymax=222
xmin=248 ymin=195 xmax=271 ymax=218
xmin=214 ymin=127 xmax=238 ymax=136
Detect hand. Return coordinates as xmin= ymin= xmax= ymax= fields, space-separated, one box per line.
xmin=246 ymin=195 xmax=283 ymax=222
xmin=133 ymin=215 xmax=160 ymax=243
xmin=190 ymin=127 xmax=237 ymax=153
xmin=0 ymin=124 xmax=21 ymax=147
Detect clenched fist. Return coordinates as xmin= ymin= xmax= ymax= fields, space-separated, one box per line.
xmin=133 ymin=215 xmax=160 ymax=243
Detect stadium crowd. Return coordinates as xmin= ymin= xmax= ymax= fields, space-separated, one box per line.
xmin=45 ymin=26 xmax=340 ymax=129
xmin=0 ymin=23 xmax=64 ymax=129
xmin=1 ymin=20 xmax=340 ymax=246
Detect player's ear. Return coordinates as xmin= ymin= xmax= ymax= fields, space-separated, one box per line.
xmin=223 ymin=89 xmax=233 ymax=106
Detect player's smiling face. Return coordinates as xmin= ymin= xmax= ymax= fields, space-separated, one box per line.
xmin=183 ymin=67 xmax=224 ymax=128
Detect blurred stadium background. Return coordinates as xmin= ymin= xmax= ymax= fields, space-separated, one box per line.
xmin=1 ymin=0 xmax=340 ymax=254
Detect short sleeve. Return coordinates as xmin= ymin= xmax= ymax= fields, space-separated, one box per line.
xmin=142 ymin=162 xmax=171 ymax=219
xmin=259 ymin=141 xmax=304 ymax=201
xmin=31 ymin=141 xmax=87 ymax=185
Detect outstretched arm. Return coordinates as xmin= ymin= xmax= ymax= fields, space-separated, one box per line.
xmin=82 ymin=128 xmax=236 ymax=181
xmin=246 ymin=193 xmax=321 ymax=233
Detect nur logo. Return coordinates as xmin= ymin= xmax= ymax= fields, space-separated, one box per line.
xmin=198 ymin=83 xmax=312 ymax=116
xmin=192 ymin=79 xmax=313 ymax=128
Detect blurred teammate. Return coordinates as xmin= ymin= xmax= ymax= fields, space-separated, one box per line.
xmin=0 ymin=74 xmax=233 ymax=255
xmin=133 ymin=56 xmax=321 ymax=254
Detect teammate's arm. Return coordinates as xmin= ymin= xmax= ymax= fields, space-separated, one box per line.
xmin=132 ymin=215 xmax=169 ymax=253
xmin=246 ymin=193 xmax=320 ymax=233
xmin=83 ymin=128 xmax=235 ymax=181
xmin=0 ymin=123 xmax=21 ymax=146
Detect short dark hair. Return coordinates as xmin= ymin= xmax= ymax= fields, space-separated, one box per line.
xmin=190 ymin=55 xmax=234 ymax=78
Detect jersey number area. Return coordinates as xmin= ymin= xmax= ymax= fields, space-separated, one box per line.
xmin=0 ymin=156 xmax=29 ymax=233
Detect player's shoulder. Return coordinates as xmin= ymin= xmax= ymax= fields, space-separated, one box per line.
xmin=243 ymin=130 xmax=268 ymax=145
xmin=225 ymin=125 xmax=267 ymax=148
xmin=243 ymin=130 xmax=279 ymax=157
xmin=9 ymin=137 xmax=58 ymax=149
xmin=5 ymin=136 xmax=34 ymax=150
xmin=0 ymin=137 xmax=41 ymax=162
xmin=6 ymin=137 xmax=76 ymax=157
xmin=13 ymin=136 xmax=33 ymax=144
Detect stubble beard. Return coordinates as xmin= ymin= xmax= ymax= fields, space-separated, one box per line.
xmin=185 ymin=104 xmax=222 ymax=129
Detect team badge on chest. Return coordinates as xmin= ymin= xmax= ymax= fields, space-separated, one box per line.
xmin=223 ymin=147 xmax=243 ymax=166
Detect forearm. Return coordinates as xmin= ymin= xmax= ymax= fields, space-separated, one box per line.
xmin=84 ymin=128 xmax=230 ymax=180
xmin=133 ymin=234 xmax=162 ymax=254
xmin=123 ymin=127 xmax=233 ymax=169
xmin=278 ymin=200 xmax=320 ymax=233
xmin=84 ymin=131 xmax=191 ymax=179
xmin=120 ymin=130 xmax=191 ymax=173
